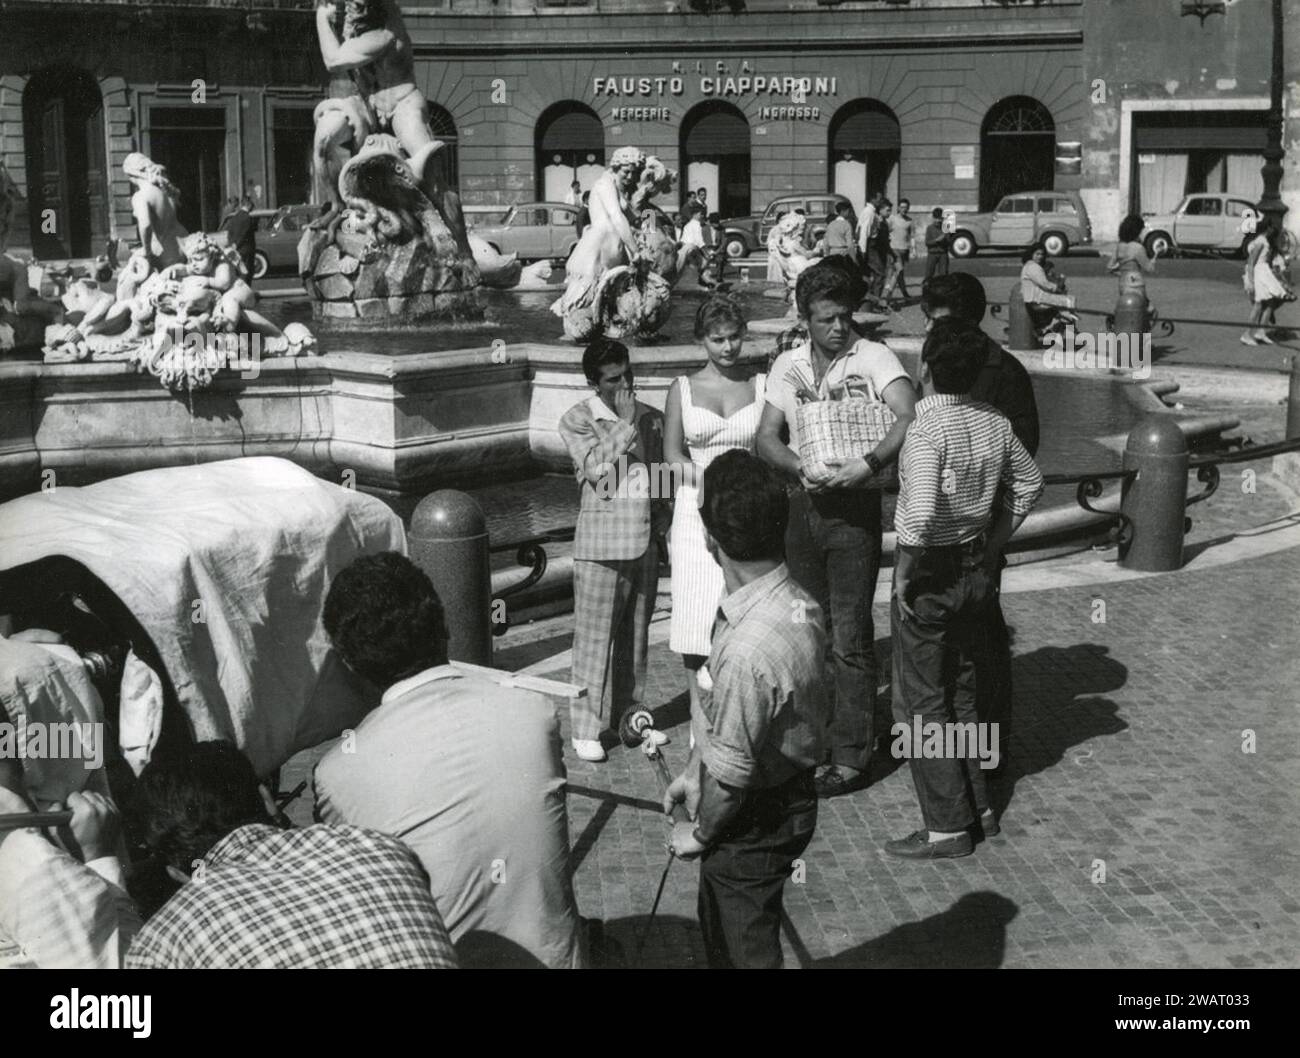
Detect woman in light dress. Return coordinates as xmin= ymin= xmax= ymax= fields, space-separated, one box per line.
xmin=663 ymin=297 xmax=766 ymax=724
xmin=1241 ymin=213 xmax=1292 ymax=346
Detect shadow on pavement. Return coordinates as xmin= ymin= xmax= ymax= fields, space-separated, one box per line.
xmin=996 ymin=641 xmax=1129 ymax=815
xmin=814 ymin=891 xmax=1018 ymax=969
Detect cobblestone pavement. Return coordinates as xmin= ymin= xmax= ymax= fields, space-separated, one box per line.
xmin=487 ymin=543 xmax=1300 ymax=969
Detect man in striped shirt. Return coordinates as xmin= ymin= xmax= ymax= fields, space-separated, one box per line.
xmin=887 ymin=319 xmax=1044 ymax=859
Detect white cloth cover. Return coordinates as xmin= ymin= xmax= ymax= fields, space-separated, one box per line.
xmin=0 ymin=457 xmax=406 ymax=776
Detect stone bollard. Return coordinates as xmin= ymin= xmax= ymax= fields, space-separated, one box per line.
xmin=1287 ymin=356 xmax=1300 ymax=440
xmin=1119 ymin=416 xmax=1188 ymax=572
xmin=408 ymin=489 xmax=493 ymax=665
xmin=1006 ymin=282 xmax=1038 ymax=352
xmin=1112 ymin=285 xmax=1150 ymax=336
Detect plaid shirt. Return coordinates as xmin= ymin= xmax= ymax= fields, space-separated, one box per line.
xmin=559 ymin=395 xmax=667 ymax=561
xmin=895 ymin=393 xmax=1044 ymax=548
xmin=696 ymin=565 xmax=827 ymax=792
xmin=768 ymin=323 xmax=808 ymax=372
xmin=125 ymin=824 xmax=458 ymax=969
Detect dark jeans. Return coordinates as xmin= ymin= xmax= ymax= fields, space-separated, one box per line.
xmin=697 ymin=771 xmax=817 ymax=969
xmin=973 ymin=560 xmax=1012 ymax=768
xmin=924 ymin=252 xmax=949 ymax=283
xmin=784 ymin=486 xmax=882 ymax=772
xmin=891 ymin=539 xmax=994 ymax=834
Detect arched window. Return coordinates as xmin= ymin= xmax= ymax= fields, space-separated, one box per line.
xmin=827 ymin=100 xmax=901 ymax=215
xmin=980 ymin=96 xmax=1055 ymax=211
xmin=23 ymin=67 xmax=108 ymax=258
xmin=680 ymin=101 xmax=749 ymax=219
xmin=535 ymin=102 xmax=604 ymax=202
xmin=426 ymin=104 xmax=459 ymax=192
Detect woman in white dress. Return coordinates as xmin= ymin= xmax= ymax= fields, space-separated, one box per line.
xmin=1242 ymin=214 xmax=1292 ymax=345
xmin=663 ymin=296 xmax=767 ymax=724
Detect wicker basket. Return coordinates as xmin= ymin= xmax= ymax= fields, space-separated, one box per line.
xmin=795 ymin=392 xmax=896 ymax=489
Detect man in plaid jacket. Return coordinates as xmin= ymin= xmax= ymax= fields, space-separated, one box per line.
xmin=558 ymin=338 xmax=669 ymax=762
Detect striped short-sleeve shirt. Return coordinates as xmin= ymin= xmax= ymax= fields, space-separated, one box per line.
xmin=895 ymin=393 xmax=1045 ymax=548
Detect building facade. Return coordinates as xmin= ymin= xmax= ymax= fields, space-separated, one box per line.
xmin=1 ymin=0 xmax=1296 ymax=259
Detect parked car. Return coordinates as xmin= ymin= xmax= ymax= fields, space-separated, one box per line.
xmin=720 ymin=193 xmax=854 ymax=259
xmin=1140 ymin=193 xmax=1258 ymax=258
xmin=470 ymin=202 xmax=580 ymax=262
xmin=947 ymin=191 xmax=1092 ymax=258
xmin=250 ymin=204 xmax=320 ymax=279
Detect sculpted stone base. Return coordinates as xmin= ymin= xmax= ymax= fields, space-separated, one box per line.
xmin=300 ymin=196 xmax=482 ymax=327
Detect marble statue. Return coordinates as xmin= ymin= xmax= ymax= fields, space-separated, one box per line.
xmin=767 ymin=211 xmax=820 ymax=315
xmin=313 ymin=0 xmax=469 ymax=254
xmin=301 ymin=1 xmax=480 ymax=324
xmin=551 ymin=147 xmax=678 ymax=341
xmin=42 ymin=156 xmax=313 ymax=388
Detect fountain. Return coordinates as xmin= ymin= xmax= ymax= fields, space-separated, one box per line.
xmin=299 ymin=0 xmax=480 ymax=327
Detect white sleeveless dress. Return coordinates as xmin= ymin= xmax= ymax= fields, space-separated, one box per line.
xmin=668 ymin=373 xmax=767 ymax=656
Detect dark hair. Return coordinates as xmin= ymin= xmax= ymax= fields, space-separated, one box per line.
xmin=700 ymin=450 xmax=788 ymax=562
xmin=323 ymin=551 xmax=447 ymax=688
xmin=922 ymin=318 xmax=987 ymax=395
xmin=899 ymin=198 xmax=910 ymax=208
xmin=1255 ymin=211 xmax=1282 ymax=254
xmin=571 ymin=180 xmax=581 ymax=188
xmin=707 ymin=212 xmax=720 ymax=224
xmin=581 ymin=336 xmax=630 ymax=383
xmin=1021 ymin=242 xmax=1046 ymax=263
xmin=128 ymin=740 xmax=270 ymax=872
xmin=795 ymin=260 xmax=857 ymax=318
xmin=694 ymin=295 xmax=747 ymax=340
xmin=1117 ymin=214 xmax=1145 ymax=244
xmin=931 ymin=207 xmax=943 ymax=219
xmin=920 ymin=271 xmax=988 ymax=324
xmin=835 ymin=201 xmax=852 ymax=215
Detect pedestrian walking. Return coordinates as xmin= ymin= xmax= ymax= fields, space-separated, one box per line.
xmin=923 ymin=207 xmax=950 ymax=285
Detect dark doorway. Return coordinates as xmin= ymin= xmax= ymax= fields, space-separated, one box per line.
xmin=23 ymin=67 xmax=108 ymax=259
xmin=427 ymin=105 xmax=460 ymax=193
xmin=828 ymin=99 xmax=902 ymax=214
xmin=270 ymin=106 xmax=315 ymax=208
xmin=147 ymin=107 xmax=227 ymax=233
xmin=681 ymin=102 xmax=750 ymax=220
xmin=535 ymin=101 xmax=604 ymax=203
xmin=979 ymin=96 xmax=1055 ymax=212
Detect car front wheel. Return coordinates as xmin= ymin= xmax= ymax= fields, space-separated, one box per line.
xmin=251 ymin=251 xmax=270 ymax=281
xmin=724 ymin=236 xmax=749 ymax=259
xmin=1144 ymin=232 xmax=1172 ymax=259
xmin=949 ymin=233 xmax=976 ymax=258
xmin=1041 ymin=232 xmax=1069 ymax=257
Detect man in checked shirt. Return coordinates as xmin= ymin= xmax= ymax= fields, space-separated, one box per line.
xmin=663 ymin=450 xmax=826 ymax=968
xmin=886 ymin=319 xmax=1044 ymax=860
xmin=559 ymin=338 xmax=669 ymax=763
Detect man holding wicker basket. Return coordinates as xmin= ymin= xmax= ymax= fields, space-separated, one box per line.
xmin=756 ymin=263 xmax=917 ymax=798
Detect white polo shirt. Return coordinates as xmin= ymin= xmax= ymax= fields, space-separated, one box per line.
xmin=767 ymin=338 xmax=911 ymax=455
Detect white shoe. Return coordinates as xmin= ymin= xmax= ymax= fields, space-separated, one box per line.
xmin=646 ymin=728 xmax=670 ymax=747
xmin=571 ymin=738 xmax=607 ymax=762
